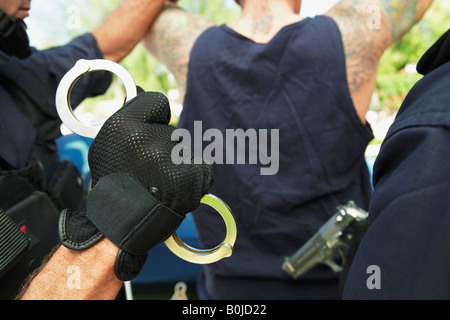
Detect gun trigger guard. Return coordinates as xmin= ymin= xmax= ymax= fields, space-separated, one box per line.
xmin=324 ymin=257 xmax=344 ymax=273
xmin=324 ymin=245 xmax=347 ymax=273
xmin=164 ymin=194 xmax=237 ymax=264
xmin=337 ymin=246 xmax=347 ymax=268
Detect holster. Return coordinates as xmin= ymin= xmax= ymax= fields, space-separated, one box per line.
xmin=0 ymin=157 xmax=85 ymax=299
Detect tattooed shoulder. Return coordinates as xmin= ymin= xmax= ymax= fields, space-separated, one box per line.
xmin=143 ymin=4 xmax=215 ymax=95
xmin=325 ymin=0 xmax=431 ymax=121
xmin=326 ymin=1 xmax=390 ymax=92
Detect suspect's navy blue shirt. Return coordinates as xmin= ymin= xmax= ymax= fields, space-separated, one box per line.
xmin=0 ymin=33 xmax=111 ymax=170
xmin=179 ymin=16 xmax=374 ymax=299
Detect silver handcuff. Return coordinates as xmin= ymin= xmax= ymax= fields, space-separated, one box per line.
xmin=55 ymin=59 xmax=237 ymax=264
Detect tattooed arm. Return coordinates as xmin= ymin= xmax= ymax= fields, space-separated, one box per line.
xmin=142 ymin=3 xmax=215 ymax=101
xmin=326 ymin=0 xmax=433 ymax=123
xmin=379 ymin=0 xmax=433 ymax=42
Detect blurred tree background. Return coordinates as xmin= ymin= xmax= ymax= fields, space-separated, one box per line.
xmin=27 ymin=0 xmax=450 ymax=133
xmin=364 ymin=0 xmax=450 ymax=151
xmin=375 ymin=0 xmax=450 ymax=114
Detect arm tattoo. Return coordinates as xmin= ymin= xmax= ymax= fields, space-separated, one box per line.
xmin=327 ymin=1 xmax=390 ymax=93
xmin=143 ymin=4 xmax=215 ymax=97
xmin=379 ymin=0 xmax=420 ymax=41
xmin=327 ymin=0 xmax=431 ymax=94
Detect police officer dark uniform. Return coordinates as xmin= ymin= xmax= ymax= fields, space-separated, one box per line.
xmin=343 ymin=29 xmax=450 ymax=300
xmin=0 ymin=8 xmax=111 ymax=299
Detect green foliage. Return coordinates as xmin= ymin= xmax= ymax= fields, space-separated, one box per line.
xmin=375 ymin=72 xmax=422 ymax=112
xmin=376 ymin=0 xmax=450 ymax=111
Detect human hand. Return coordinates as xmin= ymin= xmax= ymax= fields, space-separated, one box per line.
xmin=59 ymin=89 xmax=213 ymax=281
xmin=88 ymin=88 xmax=212 ymax=214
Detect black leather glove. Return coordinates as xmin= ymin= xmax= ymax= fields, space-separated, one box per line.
xmin=59 ymin=89 xmax=213 ymax=281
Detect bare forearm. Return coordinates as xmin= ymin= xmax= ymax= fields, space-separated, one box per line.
xmin=18 ymin=239 xmax=122 ymax=300
xmin=92 ymin=0 xmax=166 ymax=62
xmin=378 ymin=0 xmax=433 ymax=42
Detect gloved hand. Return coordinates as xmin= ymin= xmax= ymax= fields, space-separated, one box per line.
xmin=59 ymin=89 xmax=213 ymax=281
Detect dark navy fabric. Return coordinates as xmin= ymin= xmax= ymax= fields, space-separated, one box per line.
xmin=179 ymin=16 xmax=374 ymax=299
xmin=343 ymin=61 xmax=450 ymax=300
xmin=0 ymin=33 xmax=111 ymax=170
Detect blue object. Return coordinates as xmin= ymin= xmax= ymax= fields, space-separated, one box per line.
xmin=178 ymin=16 xmax=374 ymax=299
xmin=133 ymin=214 xmax=202 ymax=285
xmin=366 ymin=156 xmax=376 ymax=188
xmin=56 ymin=134 xmax=93 ymax=189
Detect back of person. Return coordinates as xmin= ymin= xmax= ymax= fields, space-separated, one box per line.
xmin=142 ymin=0 xmax=433 ymax=300
xmin=179 ymin=15 xmax=374 ymax=300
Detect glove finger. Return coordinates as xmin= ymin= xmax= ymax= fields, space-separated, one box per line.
xmin=201 ymin=161 xmax=214 ymax=195
xmin=117 ymin=91 xmax=171 ymax=125
xmin=162 ymin=161 xmax=213 ymax=214
xmin=136 ymin=86 xmax=145 ymax=95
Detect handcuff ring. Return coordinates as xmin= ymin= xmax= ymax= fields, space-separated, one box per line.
xmin=164 ymin=194 xmax=237 ymax=264
xmin=55 ymin=59 xmax=137 ymax=139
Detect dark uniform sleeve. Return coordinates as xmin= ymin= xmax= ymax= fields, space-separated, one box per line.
xmin=20 ymin=33 xmax=112 ymax=108
xmin=342 ymin=62 xmax=450 ymax=300
xmin=0 ymin=33 xmax=112 ymax=169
